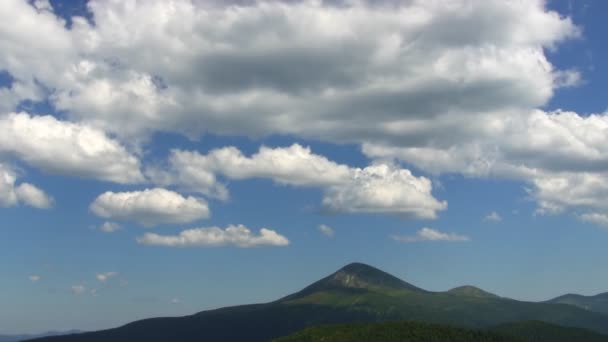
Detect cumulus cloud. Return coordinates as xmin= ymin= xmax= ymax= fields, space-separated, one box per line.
xmin=391 ymin=227 xmax=470 ymax=242
xmin=90 ymin=188 xmax=210 ymax=227
xmin=580 ymin=213 xmax=608 ymax=227
xmin=99 ymin=221 xmax=121 ymax=233
xmin=0 ymin=163 xmax=52 ymax=209
xmin=484 ymin=211 xmax=502 ymax=222
xmin=137 ymin=224 xmax=289 ymax=248
xmin=29 ymin=275 xmax=40 ymax=282
xmin=0 ymin=113 xmax=143 ymax=184
xmin=0 ymin=0 xmax=577 ymax=140
xmin=318 ymin=224 xmax=335 ymax=238
xmin=96 ymin=272 xmax=118 ymax=282
xmin=158 ymin=145 xmax=446 ymax=218
xmin=1 ymin=0 xmax=601 ymax=224
xmin=71 ymin=284 xmax=86 ymax=295
xmin=322 ymin=164 xmax=446 ymax=218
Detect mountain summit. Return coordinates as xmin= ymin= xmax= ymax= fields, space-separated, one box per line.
xmin=448 ymin=285 xmax=499 ymax=299
xmin=281 ymin=262 xmax=425 ymax=301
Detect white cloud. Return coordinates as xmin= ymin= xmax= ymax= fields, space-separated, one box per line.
xmin=391 ymin=227 xmax=470 ymax=242
xmin=90 ymin=188 xmax=210 ymax=227
xmin=96 ymin=272 xmax=118 ymax=282
xmin=322 ymin=164 xmax=446 ymax=218
xmin=137 ymin=224 xmax=289 ymax=248
xmin=71 ymin=284 xmax=86 ymax=295
xmin=0 ymin=163 xmax=52 ymax=209
xmin=484 ymin=211 xmax=502 ymax=222
xmin=99 ymin=221 xmax=121 ymax=233
xmin=170 ymin=298 xmax=180 ymax=304
xmin=579 ymin=212 xmax=608 ymax=227
xmin=15 ymin=183 xmax=53 ymax=209
xmin=29 ymin=275 xmax=40 ymax=282
xmin=0 ymin=113 xmax=143 ymax=184
xmin=318 ymin=224 xmax=335 ymax=238
xmin=159 ymin=145 xmax=446 ymax=219
xmin=0 ymin=0 xmax=577 ymax=142
xmin=1 ymin=0 xmax=602 ymax=224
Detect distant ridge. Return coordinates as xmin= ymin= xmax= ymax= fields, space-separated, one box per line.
xmin=547 ymin=292 xmax=608 ymax=315
xmin=448 ymin=285 xmax=499 ymax=299
xmin=26 ymin=262 xmax=608 ymax=342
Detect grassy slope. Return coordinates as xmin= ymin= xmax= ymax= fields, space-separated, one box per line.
xmin=273 ymin=321 xmax=521 ymax=342
xmin=283 ymin=287 xmax=608 ymax=334
xmin=491 ymin=321 xmax=608 ymax=342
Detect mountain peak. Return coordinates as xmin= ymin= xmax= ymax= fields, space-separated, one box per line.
xmin=280 ymin=262 xmax=426 ymax=302
xmin=447 ymin=285 xmax=499 ymax=298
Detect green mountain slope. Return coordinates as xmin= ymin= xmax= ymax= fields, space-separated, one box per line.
xmin=491 ymin=321 xmax=608 ymax=342
xmin=27 ymin=263 xmax=608 ymax=342
xmin=546 ymin=292 xmax=608 ymax=315
xmin=273 ymin=320 xmax=608 ymax=342
xmin=273 ymin=321 xmax=520 ymax=342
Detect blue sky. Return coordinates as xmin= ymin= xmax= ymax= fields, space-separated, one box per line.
xmin=2 ymin=0 xmax=608 ymax=334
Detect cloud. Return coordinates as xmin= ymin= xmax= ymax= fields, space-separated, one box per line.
xmin=484 ymin=211 xmax=502 ymax=222
xmin=0 ymin=163 xmax=52 ymax=209
xmin=137 ymin=224 xmax=289 ymax=248
xmin=71 ymin=284 xmax=86 ymax=295
xmin=322 ymin=164 xmax=446 ymax=218
xmin=318 ymin=224 xmax=335 ymax=238
xmin=96 ymin=272 xmax=118 ymax=282
xmin=157 ymin=145 xmax=446 ymax=219
xmin=170 ymin=298 xmax=180 ymax=304
xmin=579 ymin=212 xmax=608 ymax=227
xmin=1 ymin=0 xmax=601 ymax=224
xmin=0 ymin=113 xmax=143 ymax=184
xmin=0 ymin=0 xmax=577 ymax=142
xmin=90 ymin=188 xmax=210 ymax=227
xmin=29 ymin=275 xmax=40 ymax=282
xmin=14 ymin=183 xmax=53 ymax=209
xmin=391 ymin=227 xmax=470 ymax=242
xmin=99 ymin=221 xmax=121 ymax=233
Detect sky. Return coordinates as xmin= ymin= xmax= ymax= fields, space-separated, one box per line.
xmin=1 ymin=0 xmax=608 ymax=334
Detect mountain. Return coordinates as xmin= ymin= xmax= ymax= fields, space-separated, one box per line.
xmin=26 ymin=262 xmax=608 ymax=342
xmin=274 ymin=320 xmax=608 ymax=342
xmin=273 ymin=321 xmax=521 ymax=342
xmin=491 ymin=321 xmax=608 ymax=342
xmin=0 ymin=331 xmax=81 ymax=342
xmin=546 ymin=292 xmax=608 ymax=315
xmin=447 ymin=285 xmax=500 ymax=299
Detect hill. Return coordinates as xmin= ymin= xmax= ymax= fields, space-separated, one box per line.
xmin=491 ymin=321 xmax=608 ymax=342
xmin=273 ymin=321 xmax=520 ymax=342
xmin=546 ymin=292 xmax=608 ymax=315
xmin=273 ymin=320 xmax=608 ymax=342
xmin=26 ymin=262 xmax=608 ymax=342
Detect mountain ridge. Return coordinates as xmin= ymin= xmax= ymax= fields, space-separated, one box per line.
xmin=26 ymin=262 xmax=608 ymax=342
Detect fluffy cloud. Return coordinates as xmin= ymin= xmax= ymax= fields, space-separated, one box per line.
xmin=157 ymin=145 xmax=446 ymax=218
xmin=0 ymin=113 xmax=143 ymax=184
xmin=71 ymin=284 xmax=86 ymax=295
xmin=137 ymin=224 xmax=289 ymax=248
xmin=322 ymin=164 xmax=446 ymax=218
xmin=90 ymin=188 xmax=209 ymax=227
xmin=580 ymin=213 xmax=608 ymax=227
xmin=0 ymin=163 xmax=52 ymax=209
xmin=99 ymin=221 xmax=121 ymax=233
xmin=391 ymin=227 xmax=470 ymax=242
xmin=318 ymin=224 xmax=335 ymax=238
xmin=484 ymin=211 xmax=502 ymax=222
xmin=1 ymin=0 xmax=601 ymax=224
xmin=0 ymin=0 xmax=576 ymax=140
xmin=29 ymin=275 xmax=40 ymax=282
xmin=96 ymin=272 xmax=118 ymax=282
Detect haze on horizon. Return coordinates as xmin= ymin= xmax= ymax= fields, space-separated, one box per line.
xmin=1 ymin=0 xmax=607 ymax=335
